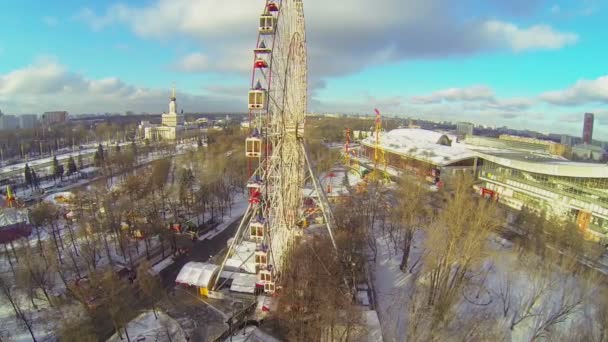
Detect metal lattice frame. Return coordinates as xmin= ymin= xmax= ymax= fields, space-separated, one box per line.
xmin=264 ymin=0 xmax=307 ymax=276
xmin=214 ymin=0 xmax=308 ymax=293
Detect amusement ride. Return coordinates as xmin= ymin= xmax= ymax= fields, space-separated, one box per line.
xmin=214 ymin=0 xmax=337 ymax=294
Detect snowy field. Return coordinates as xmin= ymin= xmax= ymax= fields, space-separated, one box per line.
xmin=372 ymin=226 xmax=604 ymax=341
xmin=0 ymin=141 xmax=228 ymax=341
xmin=198 ymin=193 xmax=248 ymax=241
xmin=107 ymin=310 xmax=186 ymax=342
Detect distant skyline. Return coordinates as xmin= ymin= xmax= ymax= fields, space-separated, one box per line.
xmin=0 ymin=0 xmax=606 ymax=139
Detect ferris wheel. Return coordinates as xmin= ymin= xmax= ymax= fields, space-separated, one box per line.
xmin=215 ymin=0 xmax=329 ymax=295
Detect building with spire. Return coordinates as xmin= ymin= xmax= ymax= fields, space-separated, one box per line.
xmin=142 ymin=86 xmax=186 ymax=140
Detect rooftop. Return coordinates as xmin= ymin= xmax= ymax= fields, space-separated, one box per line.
xmin=361 ymin=128 xmax=475 ymax=167
xmin=175 ymin=262 xmax=218 ymax=288
xmin=367 ymin=128 xmax=608 ymax=178
xmin=475 ymin=150 xmax=608 ymax=178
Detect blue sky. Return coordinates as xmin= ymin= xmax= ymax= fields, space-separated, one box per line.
xmin=0 ymin=0 xmax=606 ymax=139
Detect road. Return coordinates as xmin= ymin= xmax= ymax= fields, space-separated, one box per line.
xmin=159 ymin=216 xmax=242 ymax=288
xmin=156 ymin=216 xmax=245 ymax=341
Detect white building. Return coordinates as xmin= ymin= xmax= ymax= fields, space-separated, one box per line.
xmin=362 ymin=128 xmax=608 ymax=239
xmin=456 ymin=122 xmax=474 ymax=136
xmin=143 ymin=87 xmax=185 ymax=140
xmin=572 ymin=143 xmax=606 ymax=161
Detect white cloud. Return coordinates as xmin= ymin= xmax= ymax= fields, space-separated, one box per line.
xmin=74 ymin=6 xmax=131 ymax=31
xmin=75 ymin=0 xmax=580 ymax=78
xmin=0 ymin=59 xmax=243 ymax=114
xmin=410 ymin=82 xmax=551 ymax=113
xmin=172 ymin=52 xmax=210 ymax=72
xmin=483 ymin=20 xmax=578 ymax=51
xmin=540 ymin=75 xmax=608 ymax=106
xmin=410 ymin=86 xmax=495 ymax=104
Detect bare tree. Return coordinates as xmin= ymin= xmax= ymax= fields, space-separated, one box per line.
xmin=136 ymin=260 xmax=166 ymax=319
xmin=99 ymin=270 xmax=136 ymax=342
xmin=0 ymin=272 xmax=37 ymax=341
xmin=275 ymin=233 xmax=364 ymax=342
xmin=16 ymin=241 xmax=56 ymax=306
xmin=421 ymin=174 xmax=501 ymax=326
xmin=56 ymin=315 xmax=98 ymax=342
xmin=392 ymin=175 xmax=431 ymax=271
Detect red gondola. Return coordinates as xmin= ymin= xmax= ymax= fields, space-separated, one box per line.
xmin=249 ymin=189 xmax=262 ymax=204
xmin=267 ymin=2 xmax=279 ymax=12
xmin=254 ymin=59 xmax=268 ymax=68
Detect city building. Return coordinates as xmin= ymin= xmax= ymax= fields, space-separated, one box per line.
xmin=143 ymin=87 xmax=185 ymax=140
xmin=360 ymin=129 xmax=478 ymax=185
xmin=498 ymin=135 xmax=571 ymax=158
xmin=0 ymin=115 xmax=19 ymax=130
xmin=456 ymin=122 xmax=474 ymax=136
xmin=41 ymin=111 xmax=68 ymax=125
xmin=477 ymin=151 xmax=608 ymax=239
xmin=572 ymin=143 xmax=606 ymax=162
xmin=19 ymin=114 xmax=38 ymax=129
xmin=361 ymin=128 xmax=608 ymax=240
xmin=583 ymin=112 xmax=594 ymax=144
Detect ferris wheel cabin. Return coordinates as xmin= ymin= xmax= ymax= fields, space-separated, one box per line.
xmin=248 ymin=88 xmax=267 ymax=110
xmin=259 ymin=269 xmax=272 ymax=283
xmin=254 ymin=250 xmax=268 ymax=268
xmin=254 ymin=40 xmax=272 ymax=54
xmin=245 ymin=137 xmax=262 ymax=158
xmin=267 ymin=2 xmax=279 ymax=12
xmin=250 ymin=221 xmax=265 ymax=241
xmin=264 ymin=282 xmax=276 ymax=294
xmin=259 ymin=14 xmax=276 ymax=34
xmin=254 ymin=58 xmax=268 ymax=69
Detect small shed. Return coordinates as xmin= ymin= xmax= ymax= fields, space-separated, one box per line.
xmin=0 ymin=208 xmax=32 ymax=244
xmin=175 ymin=262 xmax=219 ymax=297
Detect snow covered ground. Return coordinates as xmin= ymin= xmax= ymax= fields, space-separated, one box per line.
xmin=198 ymin=194 xmax=249 ymax=241
xmin=150 ymin=256 xmax=176 ymax=275
xmin=372 ymin=230 xmax=422 ymax=341
xmin=0 ymin=141 xmax=207 ymax=340
xmin=227 ymin=325 xmax=281 ymax=342
xmin=106 ymin=310 xmax=186 ymax=342
xmin=0 ymin=288 xmax=84 ymax=342
xmin=371 ymin=226 xmax=603 ymax=341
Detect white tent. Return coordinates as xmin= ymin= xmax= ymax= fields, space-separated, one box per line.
xmin=175 ymin=262 xmax=219 ymax=288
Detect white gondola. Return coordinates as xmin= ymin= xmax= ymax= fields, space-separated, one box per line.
xmin=245 ymin=137 xmax=262 ymax=158
xmin=259 ymin=269 xmax=272 ymax=283
xmin=259 ymin=14 xmax=276 ymax=34
xmin=250 ymin=221 xmax=265 ymax=240
xmin=248 ymin=89 xmax=267 ymax=109
xmin=255 ymin=251 xmax=268 ymax=268
xmin=264 ymin=282 xmax=275 ymax=293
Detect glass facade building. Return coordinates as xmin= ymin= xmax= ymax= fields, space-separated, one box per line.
xmin=479 ymin=159 xmax=608 ymax=236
